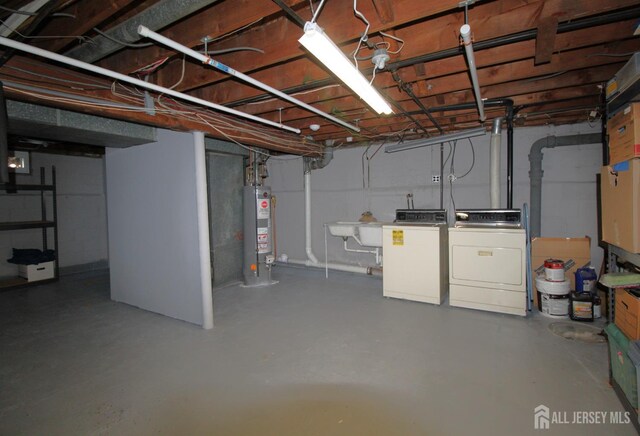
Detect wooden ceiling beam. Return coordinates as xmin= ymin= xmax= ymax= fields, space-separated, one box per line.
xmin=299 ymin=89 xmax=600 ymax=141
xmin=97 ymin=0 xmax=309 ymax=74
xmin=0 ymin=56 xmax=316 ymax=154
xmin=256 ymin=62 xmax=617 ymax=137
xmin=156 ymin=0 xmax=463 ymax=91
xmin=208 ymin=17 xmax=636 ymax=113
xmin=534 ymin=16 xmax=558 ymax=65
xmin=33 ymin=0 xmax=140 ymax=53
xmin=190 ymin=0 xmax=638 ymax=106
xmin=232 ymin=42 xmax=629 ymax=126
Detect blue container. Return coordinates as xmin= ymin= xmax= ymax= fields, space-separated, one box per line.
xmin=575 ymin=267 xmax=597 ymax=293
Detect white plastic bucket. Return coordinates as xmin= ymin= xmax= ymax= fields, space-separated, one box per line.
xmin=536 ymin=275 xmax=570 ymax=318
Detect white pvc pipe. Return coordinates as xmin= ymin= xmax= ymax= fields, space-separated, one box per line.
xmin=193 ymin=132 xmax=214 ymax=329
xmin=0 ymin=36 xmax=300 ymax=134
xmin=287 ymin=169 xmax=378 ymax=276
xmin=138 ymin=25 xmax=361 ymax=133
xmin=460 ymin=24 xmax=486 ymax=122
xmin=490 ymin=117 xmax=502 ymax=209
xmin=304 ymin=170 xmax=319 ymax=264
xmin=287 ymin=258 xmax=370 ymax=274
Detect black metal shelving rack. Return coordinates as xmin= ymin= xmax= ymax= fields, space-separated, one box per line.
xmin=605 ymin=245 xmax=640 ymax=434
xmin=603 ymin=71 xmax=640 ymax=432
xmin=0 ymin=166 xmax=59 ymax=289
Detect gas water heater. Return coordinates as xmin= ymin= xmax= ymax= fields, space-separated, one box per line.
xmin=242 ymin=185 xmax=275 ymax=286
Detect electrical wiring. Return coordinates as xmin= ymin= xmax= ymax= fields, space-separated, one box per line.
xmin=0 ymin=5 xmax=75 ymax=18
xmin=310 ymin=0 xmax=327 ymax=23
xmin=205 ymin=17 xmax=263 ymax=44
xmin=449 ymin=142 xmax=456 ymax=213
xmin=3 ymin=65 xmax=112 ymax=90
xmin=93 ymin=27 xmax=153 ymax=48
xmin=0 ymin=18 xmax=94 ymax=43
xmin=352 ymin=0 xmax=370 ymax=70
xmin=131 ymin=57 xmax=170 ymax=76
xmin=455 ymin=138 xmax=475 ymax=179
xmin=379 ymin=31 xmax=404 ymax=54
xmin=525 ymin=71 xmax=567 ymax=82
xmin=201 ymin=46 xmax=264 ymax=55
xmin=586 ymin=52 xmax=636 ymax=58
xmin=246 ymin=84 xmax=340 ymax=105
xmin=3 ymin=61 xmax=323 ymax=155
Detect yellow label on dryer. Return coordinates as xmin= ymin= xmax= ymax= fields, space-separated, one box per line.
xmin=392 ymin=230 xmax=404 ymax=246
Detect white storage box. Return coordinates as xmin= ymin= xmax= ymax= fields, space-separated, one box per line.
xmin=18 ymin=261 xmax=55 ymax=282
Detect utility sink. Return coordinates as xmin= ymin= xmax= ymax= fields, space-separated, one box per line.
xmin=327 ymin=221 xmax=360 ymax=238
xmin=358 ymin=222 xmax=386 ymax=247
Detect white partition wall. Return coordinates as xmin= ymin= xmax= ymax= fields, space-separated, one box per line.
xmin=105 ymin=130 xmax=213 ymax=328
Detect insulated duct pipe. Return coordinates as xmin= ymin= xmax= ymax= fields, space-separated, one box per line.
xmin=460 ymin=24 xmax=486 ymax=122
xmin=306 ymin=144 xmax=333 ymax=171
xmin=65 ymin=0 xmax=221 ymax=63
xmin=0 ymin=36 xmax=300 ymax=133
xmin=138 ymin=26 xmax=361 ymax=133
xmin=529 ymin=133 xmax=601 ymax=237
xmin=490 ymin=117 xmax=502 ymax=208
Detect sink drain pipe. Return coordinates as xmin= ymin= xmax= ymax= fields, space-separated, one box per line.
xmin=528 ymin=133 xmax=601 ymax=237
xmin=285 ymin=149 xmax=382 ymax=276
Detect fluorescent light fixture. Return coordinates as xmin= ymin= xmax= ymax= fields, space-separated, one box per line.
xmin=385 ymin=127 xmax=487 ymax=153
xmin=299 ymin=22 xmax=393 ymax=115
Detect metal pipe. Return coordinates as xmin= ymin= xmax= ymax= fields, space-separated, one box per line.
xmin=270 ymin=0 xmax=306 ymax=27
xmin=413 ymin=98 xmax=512 ymax=114
xmin=506 ymin=104 xmax=514 ymax=208
xmin=0 ymin=82 xmax=8 ymax=184
xmin=490 ymin=117 xmax=502 ymax=208
xmin=460 ymin=24 xmax=485 ymax=121
xmin=391 ymin=71 xmax=443 ymax=134
xmin=286 ymin=258 xmax=371 ymax=274
xmin=528 ymin=133 xmax=601 ymax=237
xmin=0 ymin=35 xmax=300 ymax=134
xmin=65 ymin=0 xmax=221 ymax=63
xmin=138 ymin=25 xmax=361 ymax=133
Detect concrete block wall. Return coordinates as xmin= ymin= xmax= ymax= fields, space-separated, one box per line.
xmin=268 ymin=122 xmax=604 ymax=271
xmin=0 ymin=153 xmax=108 ymax=278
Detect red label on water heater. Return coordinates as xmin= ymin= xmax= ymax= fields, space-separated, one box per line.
xmin=261 ymin=200 xmax=268 ymax=208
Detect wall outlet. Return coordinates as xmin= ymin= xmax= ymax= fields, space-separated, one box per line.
xmin=432 ymin=175 xmax=441 ymax=183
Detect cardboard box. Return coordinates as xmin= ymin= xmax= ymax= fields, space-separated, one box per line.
xmin=531 ymin=237 xmax=591 ymax=307
xmin=615 ymin=288 xmax=640 ymax=340
xmin=607 ymin=103 xmax=640 ymax=165
xmin=601 ymin=159 xmax=640 ymax=253
xmin=18 ymin=261 xmax=54 ymax=282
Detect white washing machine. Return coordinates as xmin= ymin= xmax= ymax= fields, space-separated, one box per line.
xmin=383 ymin=210 xmax=448 ymax=305
xmin=448 ymin=210 xmax=527 ymax=316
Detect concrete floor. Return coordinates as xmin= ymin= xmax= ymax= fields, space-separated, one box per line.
xmin=0 ymin=266 xmax=635 ymax=435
